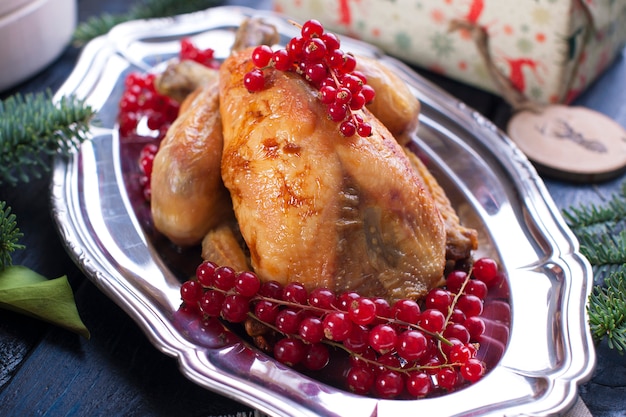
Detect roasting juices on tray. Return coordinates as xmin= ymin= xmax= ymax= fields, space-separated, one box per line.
xmin=117 ymin=18 xmax=505 ymax=399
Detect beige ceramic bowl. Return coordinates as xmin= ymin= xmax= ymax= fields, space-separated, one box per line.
xmin=0 ymin=0 xmax=76 ymax=91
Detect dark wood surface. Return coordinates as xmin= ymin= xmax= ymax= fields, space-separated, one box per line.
xmin=1 ymin=1 xmax=624 ymax=416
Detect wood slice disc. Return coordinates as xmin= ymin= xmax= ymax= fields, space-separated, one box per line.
xmin=507 ymin=105 xmax=626 ymax=182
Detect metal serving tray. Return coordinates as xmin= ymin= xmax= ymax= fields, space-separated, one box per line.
xmin=51 ymin=6 xmax=595 ymax=416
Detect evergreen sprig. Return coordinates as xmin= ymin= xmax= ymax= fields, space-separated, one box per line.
xmin=0 ymin=91 xmax=94 ymax=187
xmin=587 ymin=272 xmax=626 ymax=353
xmin=72 ymin=0 xmax=223 ymax=46
xmin=563 ymin=184 xmax=626 ymax=229
xmin=564 ymin=187 xmax=626 ymax=353
xmin=0 ymin=202 xmax=25 ymax=271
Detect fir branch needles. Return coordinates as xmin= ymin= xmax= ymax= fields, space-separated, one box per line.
xmin=563 ymin=183 xmax=626 ymax=353
xmin=72 ymin=0 xmax=222 ymax=46
xmin=0 ymin=91 xmax=94 ymax=187
xmin=0 ymin=202 xmax=24 ymax=270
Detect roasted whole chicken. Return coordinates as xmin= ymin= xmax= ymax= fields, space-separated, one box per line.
xmin=150 ymin=19 xmax=477 ymax=302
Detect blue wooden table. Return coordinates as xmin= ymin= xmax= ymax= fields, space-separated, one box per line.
xmin=0 ymin=0 xmax=624 ymax=415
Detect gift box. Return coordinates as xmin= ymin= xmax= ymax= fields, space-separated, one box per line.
xmin=273 ymin=0 xmax=626 ymax=104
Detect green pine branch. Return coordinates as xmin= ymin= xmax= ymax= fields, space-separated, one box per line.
xmin=72 ymin=0 xmax=223 ymax=46
xmin=562 ymin=184 xmax=626 ymax=229
xmin=0 ymin=91 xmax=94 ymax=187
xmin=0 ymin=202 xmax=24 ymax=271
xmin=587 ymin=272 xmax=626 ymax=353
xmin=564 ymin=187 xmax=626 ymax=353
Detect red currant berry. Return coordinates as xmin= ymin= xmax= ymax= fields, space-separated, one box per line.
xmin=344 ymin=324 xmax=370 ymax=353
xmin=472 ymin=257 xmax=499 ymax=287
xmin=328 ymin=102 xmax=348 ymax=122
xmin=180 ymin=280 xmax=202 ymax=304
xmin=396 ymin=330 xmax=428 ymax=361
xmin=440 ymin=337 xmax=463 ymax=358
xmin=323 ymin=311 xmax=353 ymax=341
xmin=348 ymin=297 xmax=377 ymax=325
xmin=213 ymin=266 xmax=236 ymax=291
xmin=350 ymin=347 xmax=377 ymax=368
xmin=436 ymin=367 xmax=458 ymax=391
xmin=259 ymin=280 xmax=284 ymax=300
xmin=449 ymin=343 xmax=473 ymax=364
xmin=196 ymin=261 xmax=217 ymax=287
xmin=220 ymin=294 xmax=250 ymax=323
xmin=234 ymin=271 xmax=261 ymax=297
xmin=457 ymin=294 xmax=483 ymax=317
xmin=406 ymin=371 xmax=433 ymax=397
xmin=320 ymin=85 xmax=337 ymax=104
xmin=283 ymin=282 xmax=308 ymax=304
xmin=303 ymin=343 xmax=330 ymax=370
xmin=308 ymin=287 xmax=336 ymax=309
xmin=275 ymin=308 xmax=302 ymax=334
xmin=369 ymin=324 xmax=398 ymax=354
xmin=446 ymin=270 xmax=468 ymax=294
xmin=422 ymin=356 xmax=443 ymax=375
xmin=392 ymin=299 xmax=421 ymax=324
xmin=141 ymin=177 xmax=151 ymax=201
xmin=299 ymin=316 xmax=324 ymax=344
xmin=287 ymin=36 xmax=305 ymax=60
xmin=371 ymin=297 xmax=392 ymax=322
xmin=327 ymin=49 xmax=346 ymax=69
xmin=118 ymin=112 xmax=138 ymax=137
xmin=460 ymin=358 xmax=485 ymax=382
xmin=274 ymin=338 xmax=306 ymax=366
xmin=148 ymin=112 xmax=167 ymax=131
xmin=341 ymin=53 xmax=357 ymax=73
xmin=272 ymin=49 xmax=293 ymax=71
xmin=139 ymin=143 xmax=158 ymax=160
xmin=200 ymin=290 xmax=226 ymax=317
xmin=349 ymin=92 xmax=366 ymax=110
xmin=334 ymin=87 xmax=352 ymax=105
xmin=303 ymin=38 xmax=327 ymax=62
xmin=374 ymin=370 xmax=404 ymax=399
xmin=252 ymin=45 xmax=273 ymax=68
xmin=321 ymin=32 xmax=340 ymax=51
xmin=425 ymin=288 xmax=453 ymax=314
xmin=361 ymin=84 xmax=376 ymax=103
xmin=346 ymin=365 xmax=375 ymax=394
xmin=356 ymin=122 xmax=372 ymax=137
xmin=304 ymin=62 xmax=327 ymax=83
xmin=244 ymin=68 xmax=265 ymax=92
xmin=339 ymin=120 xmax=356 ymax=137
xmin=375 ymin=352 xmax=401 ymax=372
xmin=336 ymin=291 xmax=360 ymax=311
xmin=466 ymin=279 xmax=489 ymax=300
xmin=253 ymin=299 xmax=279 ymax=323
xmin=464 ymin=316 xmax=486 ymax=341
xmin=342 ymin=74 xmax=363 ymax=93
xmin=444 ymin=323 xmax=471 ymax=344
xmin=419 ymin=308 xmax=446 ymax=333
xmin=301 ymin=19 xmax=325 ymax=38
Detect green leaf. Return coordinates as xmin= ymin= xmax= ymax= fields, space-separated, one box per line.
xmin=0 ymin=266 xmax=90 ymax=339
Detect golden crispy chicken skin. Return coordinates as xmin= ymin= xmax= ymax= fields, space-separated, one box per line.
xmin=151 ymin=81 xmax=234 ymax=246
xmin=403 ymin=149 xmax=478 ymax=260
xmin=219 ymin=48 xmax=447 ymax=301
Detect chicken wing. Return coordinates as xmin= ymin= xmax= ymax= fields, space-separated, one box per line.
xmin=357 ymin=55 xmax=420 ymax=143
xmin=219 ymin=48 xmax=447 ymax=301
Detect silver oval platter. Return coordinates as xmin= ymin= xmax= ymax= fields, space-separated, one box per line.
xmin=51 ymin=6 xmax=595 ymax=417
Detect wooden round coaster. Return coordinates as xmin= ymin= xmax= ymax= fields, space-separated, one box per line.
xmin=507 ymin=105 xmax=626 ymax=182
